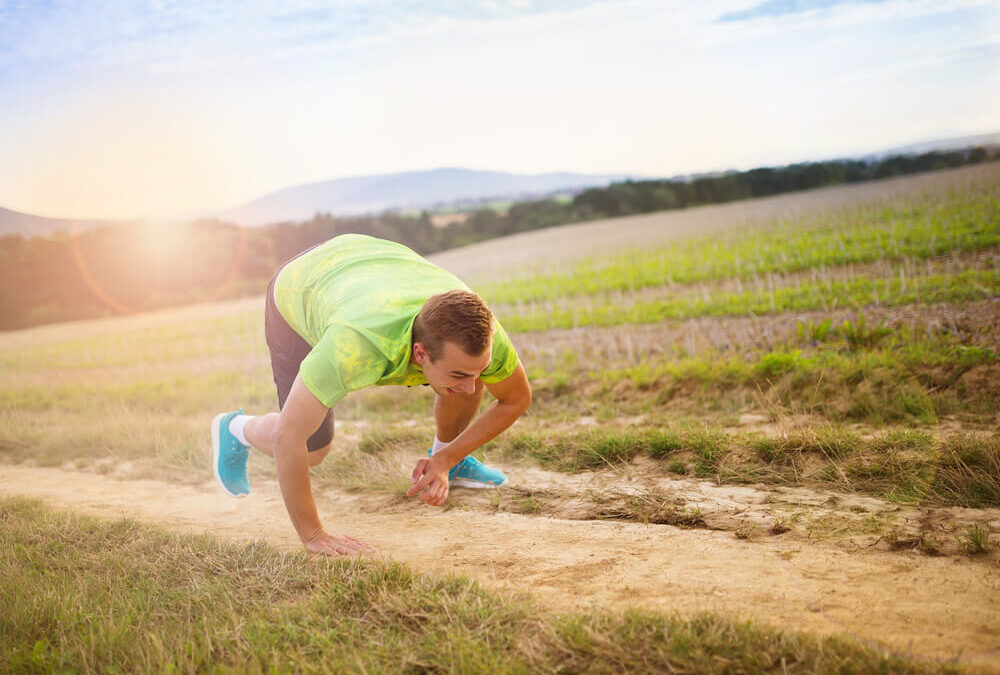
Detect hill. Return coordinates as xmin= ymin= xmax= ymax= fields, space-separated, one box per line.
xmin=213 ymin=167 xmax=632 ymax=226
xmin=0 ymin=206 xmax=124 ymax=238
xmin=867 ymin=131 xmax=1000 ymax=159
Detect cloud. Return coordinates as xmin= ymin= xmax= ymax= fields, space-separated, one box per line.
xmin=0 ymin=0 xmax=625 ymax=74
xmin=716 ymin=0 xmax=890 ymax=23
xmin=715 ymin=0 xmax=999 ymax=26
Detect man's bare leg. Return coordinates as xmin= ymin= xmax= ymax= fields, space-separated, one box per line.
xmin=433 ymin=379 xmax=485 ymax=444
xmin=243 ymin=413 xmax=331 ymax=466
xmin=429 ymin=379 xmax=508 ymax=487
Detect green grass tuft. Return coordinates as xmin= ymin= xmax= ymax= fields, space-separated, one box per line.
xmin=956 ymin=524 xmax=991 ymax=555
xmin=930 ymin=434 xmax=1000 ymax=508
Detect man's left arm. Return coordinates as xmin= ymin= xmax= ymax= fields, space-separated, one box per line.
xmin=407 ymin=362 xmax=531 ymax=505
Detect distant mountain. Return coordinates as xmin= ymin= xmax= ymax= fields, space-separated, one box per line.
xmin=866 ymin=132 xmax=1000 ymax=160
xmin=0 ymin=206 xmax=125 ymax=238
xmin=214 ymin=167 xmax=634 ymax=226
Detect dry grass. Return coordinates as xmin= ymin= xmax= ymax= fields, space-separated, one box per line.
xmin=491 ymin=424 xmax=1000 ymax=508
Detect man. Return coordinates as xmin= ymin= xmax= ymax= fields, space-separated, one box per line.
xmin=210 ymin=234 xmax=532 ymax=556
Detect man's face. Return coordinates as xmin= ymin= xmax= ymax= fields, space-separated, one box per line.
xmin=413 ymin=339 xmax=491 ymax=396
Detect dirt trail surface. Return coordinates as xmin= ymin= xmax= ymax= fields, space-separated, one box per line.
xmin=3 ymin=463 xmax=999 ymax=668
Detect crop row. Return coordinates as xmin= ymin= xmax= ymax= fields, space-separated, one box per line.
xmin=496 ymin=260 xmax=998 ymax=333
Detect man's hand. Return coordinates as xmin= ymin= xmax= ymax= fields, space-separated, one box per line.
xmin=303 ymin=529 xmax=374 ymax=556
xmin=407 ymin=457 xmax=450 ymax=506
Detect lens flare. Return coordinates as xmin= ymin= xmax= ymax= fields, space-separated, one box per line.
xmin=70 ymin=221 xmax=248 ymax=315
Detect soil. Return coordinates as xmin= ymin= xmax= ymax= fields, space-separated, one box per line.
xmin=3 ymin=461 xmax=999 ymax=669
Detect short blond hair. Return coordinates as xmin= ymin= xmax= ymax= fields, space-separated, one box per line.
xmin=413 ymin=290 xmax=493 ymax=361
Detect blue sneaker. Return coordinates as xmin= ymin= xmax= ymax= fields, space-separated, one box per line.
xmin=212 ymin=410 xmax=250 ymax=497
xmin=430 ymin=449 xmax=509 ymax=488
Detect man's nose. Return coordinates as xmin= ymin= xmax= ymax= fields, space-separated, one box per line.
xmin=457 ymin=379 xmax=476 ymax=394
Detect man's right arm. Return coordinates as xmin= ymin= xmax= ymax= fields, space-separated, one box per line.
xmin=273 ymin=373 xmax=372 ymax=555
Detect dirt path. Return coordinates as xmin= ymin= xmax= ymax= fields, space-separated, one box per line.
xmin=3 ymin=463 xmax=999 ymax=667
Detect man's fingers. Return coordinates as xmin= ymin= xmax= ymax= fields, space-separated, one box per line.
xmin=308 ymin=533 xmax=374 ymax=557
xmin=339 ymin=535 xmax=374 ymax=552
xmin=407 ymin=474 xmax=430 ymax=496
xmin=406 ymin=473 xmax=433 ymax=497
xmin=418 ymin=479 xmax=439 ymax=503
xmin=407 ymin=458 xmax=451 ymax=505
xmin=330 ymin=541 xmax=371 ymax=556
xmin=344 ymin=537 xmax=375 ymax=552
xmin=419 ymin=478 xmax=447 ymax=506
xmin=411 ymin=458 xmax=429 ymax=482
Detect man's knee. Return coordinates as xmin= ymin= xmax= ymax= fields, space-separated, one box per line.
xmin=308 ymin=443 xmax=332 ymax=466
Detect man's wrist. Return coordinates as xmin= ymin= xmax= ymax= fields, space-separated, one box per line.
xmin=299 ymin=524 xmax=325 ymax=544
xmin=430 ymin=447 xmax=462 ymax=472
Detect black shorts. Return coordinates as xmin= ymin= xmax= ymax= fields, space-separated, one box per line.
xmin=265 ymin=272 xmax=334 ymax=452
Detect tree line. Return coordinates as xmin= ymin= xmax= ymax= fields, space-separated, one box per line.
xmin=1 ymin=147 xmax=995 ymax=330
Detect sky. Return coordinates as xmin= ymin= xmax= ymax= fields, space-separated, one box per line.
xmin=1 ymin=0 xmax=998 ymax=220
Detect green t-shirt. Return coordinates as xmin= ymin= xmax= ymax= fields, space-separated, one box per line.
xmin=273 ymin=234 xmax=520 ymax=407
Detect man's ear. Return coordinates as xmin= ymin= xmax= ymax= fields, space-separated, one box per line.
xmin=413 ymin=342 xmax=426 ymax=365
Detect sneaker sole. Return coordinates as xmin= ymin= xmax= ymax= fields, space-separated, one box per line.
xmin=450 ymin=477 xmax=508 ymax=489
xmin=212 ymin=413 xmax=247 ymax=498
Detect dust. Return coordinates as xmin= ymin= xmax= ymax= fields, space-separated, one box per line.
xmin=2 ymin=462 xmax=998 ymax=668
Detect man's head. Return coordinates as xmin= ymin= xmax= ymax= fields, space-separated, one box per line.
xmin=412 ymin=290 xmax=494 ymax=396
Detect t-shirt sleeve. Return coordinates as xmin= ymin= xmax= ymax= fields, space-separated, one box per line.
xmin=480 ymin=320 xmax=520 ymax=384
xmin=298 ymin=325 xmax=386 ymax=407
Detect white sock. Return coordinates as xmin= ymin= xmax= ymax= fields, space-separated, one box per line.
xmin=431 ymin=436 xmax=449 ymax=455
xmin=229 ymin=414 xmax=251 ymax=446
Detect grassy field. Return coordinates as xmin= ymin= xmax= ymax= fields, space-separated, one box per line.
xmin=1 ymin=166 xmax=999 ymax=669
xmin=478 ymin=185 xmax=999 ymax=305
xmin=482 ymin=185 xmax=999 ymax=332
xmin=431 ymin=163 xmax=1000 ymax=282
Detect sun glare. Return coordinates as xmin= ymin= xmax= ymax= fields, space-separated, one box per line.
xmin=135 ymin=221 xmax=187 ymax=263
